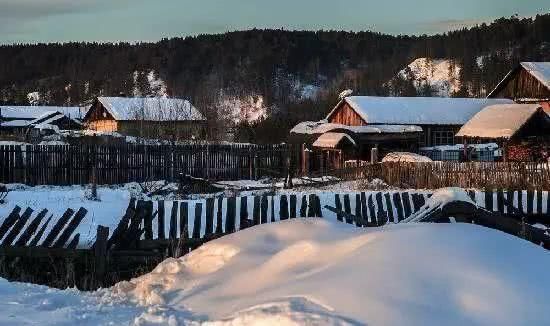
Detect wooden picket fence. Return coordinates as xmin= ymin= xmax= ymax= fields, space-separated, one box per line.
xmin=326 ymin=162 xmax=550 ymax=190
xmin=2 ymin=188 xmax=549 ymax=290
xmin=0 ymin=143 xmax=290 ymax=186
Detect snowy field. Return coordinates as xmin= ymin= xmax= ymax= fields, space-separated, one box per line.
xmin=1 ymin=219 xmax=550 ymax=325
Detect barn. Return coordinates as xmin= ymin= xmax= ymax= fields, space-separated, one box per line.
xmin=0 ymin=106 xmax=84 ymax=136
xmin=84 ymin=97 xmax=206 ymax=140
xmin=487 ymin=62 xmax=550 ymax=111
xmin=456 ymin=103 xmax=550 ymax=162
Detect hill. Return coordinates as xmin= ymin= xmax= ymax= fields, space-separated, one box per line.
xmin=0 ymin=14 xmax=549 ymax=142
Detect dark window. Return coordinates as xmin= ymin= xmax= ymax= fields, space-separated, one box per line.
xmin=433 ymin=130 xmax=455 ymax=146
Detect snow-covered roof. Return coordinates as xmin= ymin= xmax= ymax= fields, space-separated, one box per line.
xmin=1 ymin=120 xmax=31 ymax=127
xmin=456 ymin=104 xmax=544 ymax=139
xmin=520 ymin=62 xmax=550 ymax=89
xmin=96 ymin=97 xmax=205 ymax=121
xmin=0 ymin=106 xmax=87 ymax=120
xmin=312 ymin=132 xmax=356 ymax=148
xmin=290 ymin=120 xmax=422 ymax=135
xmin=328 ymin=96 xmax=514 ymax=125
xmin=420 ymin=143 xmax=499 ymax=152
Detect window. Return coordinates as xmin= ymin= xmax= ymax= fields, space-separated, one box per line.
xmin=432 ymin=130 xmax=455 ymax=146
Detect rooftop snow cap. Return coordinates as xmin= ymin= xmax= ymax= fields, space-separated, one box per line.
xmin=456 ymin=103 xmax=546 ymax=139
xmin=96 ymin=97 xmax=205 ymax=121
xmin=312 ymin=132 xmax=356 ymax=148
xmin=0 ymin=106 xmax=87 ymax=120
xmin=327 ymin=96 xmax=514 ymax=125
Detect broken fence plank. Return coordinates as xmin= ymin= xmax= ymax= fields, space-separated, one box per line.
xmin=52 ymin=207 xmax=88 ymax=248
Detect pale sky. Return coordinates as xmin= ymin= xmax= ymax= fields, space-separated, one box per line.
xmin=0 ymin=0 xmax=548 ymax=44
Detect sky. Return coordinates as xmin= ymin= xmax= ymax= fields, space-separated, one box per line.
xmin=0 ymin=0 xmax=548 ymax=44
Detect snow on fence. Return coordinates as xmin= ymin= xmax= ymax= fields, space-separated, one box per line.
xmin=1 ymin=188 xmax=549 ymax=289
xmin=0 ymin=143 xmax=290 ymax=185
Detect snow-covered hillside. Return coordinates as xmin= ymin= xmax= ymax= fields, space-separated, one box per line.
xmin=133 ymin=70 xmax=169 ymax=97
xmin=217 ymin=94 xmax=268 ymax=124
xmin=392 ymin=58 xmax=462 ymax=97
xmin=2 ymin=219 xmax=550 ymax=325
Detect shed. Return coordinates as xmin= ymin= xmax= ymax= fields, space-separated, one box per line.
xmin=487 ymin=62 xmax=550 ymax=112
xmin=83 ymin=97 xmax=206 ymax=140
xmin=456 ymin=104 xmax=550 ymax=162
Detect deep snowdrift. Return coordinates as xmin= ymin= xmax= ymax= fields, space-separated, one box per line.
xmin=2 ymin=219 xmax=550 ymax=325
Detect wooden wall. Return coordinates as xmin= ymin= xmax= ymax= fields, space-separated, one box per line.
xmin=492 ymin=67 xmax=550 ymax=100
xmin=327 ymin=102 xmax=367 ymax=126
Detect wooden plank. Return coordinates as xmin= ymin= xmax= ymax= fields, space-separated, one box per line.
xmin=271 ymin=196 xmax=275 ymax=222
xmin=169 ymin=201 xmax=178 ymax=239
xmin=225 ymin=197 xmax=236 ymax=233
xmin=15 ymin=209 xmax=48 ymax=247
xmin=261 ymin=195 xmax=269 ymax=223
xmin=334 ymin=194 xmax=343 ymax=222
xmin=484 ymin=190 xmax=494 ymax=212
xmin=0 ymin=206 xmax=21 ymax=240
xmin=496 ymin=189 xmax=505 ymax=214
xmin=205 ymin=198 xmax=215 ymax=235
xmin=66 ymin=233 xmax=80 ymax=249
xmin=536 ymin=191 xmax=543 ymax=215
xmin=289 ymin=195 xmax=297 ymax=219
xmin=52 ymin=207 xmax=88 ymax=248
xmin=299 ymin=195 xmax=308 ymax=217
xmin=467 ymin=190 xmax=476 ymax=201
xmin=343 ymin=194 xmax=352 ymax=224
xmin=526 ymin=190 xmax=534 ymax=215
xmin=392 ymin=193 xmax=404 ymax=222
xmin=2 ymin=207 xmax=33 ymax=246
xmin=240 ymin=196 xmax=249 ymax=229
xmin=93 ymin=225 xmax=109 ymax=287
xmin=354 ymin=194 xmax=362 ymax=226
xmin=28 ymin=214 xmax=53 ymax=247
xmin=41 ymin=208 xmax=74 ymax=248
xmin=180 ymin=201 xmax=189 ymax=239
xmin=216 ymin=197 xmax=224 ymax=233
xmin=143 ymin=201 xmax=154 ymax=240
xmin=375 ymin=192 xmax=385 ymax=223
xmin=280 ymin=195 xmax=289 ymax=220
xmin=192 ymin=203 xmax=203 ymax=238
xmin=307 ymin=194 xmax=317 ymax=217
xmin=157 ymin=200 xmax=165 ymax=240
xmin=411 ymin=193 xmax=425 ymax=212
xmin=517 ymin=190 xmax=524 ymax=214
xmin=367 ymin=195 xmax=376 ymax=225
xmin=253 ymin=196 xmax=261 ymax=225
xmin=360 ymin=192 xmax=368 ymax=222
xmin=384 ymin=193 xmax=395 ymax=223
xmin=401 ymin=192 xmax=412 ymax=218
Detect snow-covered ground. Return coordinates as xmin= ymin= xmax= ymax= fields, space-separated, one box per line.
xmin=1 ymin=219 xmax=550 ymax=325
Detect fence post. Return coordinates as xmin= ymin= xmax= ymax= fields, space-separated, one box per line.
xmin=94 ymin=225 xmax=109 ymax=288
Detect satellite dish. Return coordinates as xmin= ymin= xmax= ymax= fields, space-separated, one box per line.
xmin=338 ymin=89 xmax=353 ymax=100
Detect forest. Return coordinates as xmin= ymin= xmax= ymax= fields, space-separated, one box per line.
xmin=0 ymin=14 xmax=548 ymax=142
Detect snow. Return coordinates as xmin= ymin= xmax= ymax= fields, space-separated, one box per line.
xmin=521 ymin=62 xmax=550 ymax=89
xmin=334 ymin=96 xmax=514 ymax=125
xmin=217 ymin=94 xmax=268 ymax=124
xmin=457 ymin=104 xmax=543 ymax=139
xmin=312 ymin=132 xmax=356 ymax=148
xmin=290 ymin=120 xmax=422 ymax=135
xmin=382 ymin=152 xmax=432 ymax=163
xmin=395 ymin=58 xmax=462 ymax=97
xmin=97 ymin=97 xmax=205 ymax=121
xmin=0 ymin=106 xmax=87 ymax=121
xmin=404 ymin=187 xmax=475 ymax=222
xmin=1 ymin=220 xmax=544 ymax=325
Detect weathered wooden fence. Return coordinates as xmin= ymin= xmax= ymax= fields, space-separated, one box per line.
xmin=0 ymin=143 xmax=290 ymax=185
xmin=2 ymin=189 xmax=549 ymax=290
xmin=326 ymin=162 xmax=550 ymax=190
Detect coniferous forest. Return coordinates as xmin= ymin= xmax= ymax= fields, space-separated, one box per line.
xmin=0 ymin=14 xmax=548 ymax=142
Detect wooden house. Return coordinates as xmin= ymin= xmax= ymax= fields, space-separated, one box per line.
xmin=84 ymin=97 xmax=206 ymax=140
xmin=456 ymin=104 xmax=550 ymax=162
xmin=488 ymin=62 xmax=550 ymax=112
xmin=0 ymin=106 xmax=84 ymax=136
